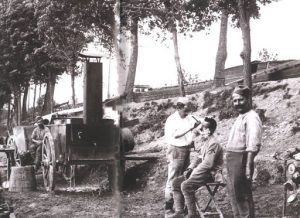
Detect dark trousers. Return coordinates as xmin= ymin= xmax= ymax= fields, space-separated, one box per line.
xmin=29 ymin=143 xmax=42 ymax=168
xmin=226 ymin=151 xmax=255 ymax=218
xmin=172 ymin=171 xmax=212 ymax=215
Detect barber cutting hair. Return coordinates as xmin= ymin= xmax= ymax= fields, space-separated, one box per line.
xmin=164 ymin=97 xmax=202 ymax=217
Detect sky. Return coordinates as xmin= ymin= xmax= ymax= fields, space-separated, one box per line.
xmin=48 ymin=0 xmax=300 ymax=105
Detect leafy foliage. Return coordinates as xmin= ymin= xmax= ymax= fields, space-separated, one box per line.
xmin=258 ymin=48 xmax=278 ymax=62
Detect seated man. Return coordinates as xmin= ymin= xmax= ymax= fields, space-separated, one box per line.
xmin=29 ymin=116 xmax=50 ymax=170
xmin=169 ymin=117 xmax=223 ymax=218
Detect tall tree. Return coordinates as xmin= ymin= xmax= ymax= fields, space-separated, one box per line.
xmin=121 ymin=0 xmax=157 ymax=101
xmin=214 ymin=10 xmax=228 ymax=87
xmin=124 ymin=16 xmax=139 ymax=101
xmin=34 ymin=0 xmax=92 ymax=113
xmin=139 ymin=0 xmax=214 ymax=96
xmin=0 ymin=0 xmax=40 ymax=124
xmin=217 ymin=0 xmax=273 ymax=104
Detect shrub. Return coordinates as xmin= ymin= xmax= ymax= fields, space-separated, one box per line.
xmin=202 ymin=91 xmax=214 ymax=109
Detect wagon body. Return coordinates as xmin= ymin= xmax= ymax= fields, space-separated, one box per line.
xmin=6 ymin=54 xmax=132 ymax=191
xmin=11 ymin=118 xmax=118 ymax=164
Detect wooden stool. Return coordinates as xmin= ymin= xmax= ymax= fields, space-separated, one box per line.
xmin=196 ymin=182 xmax=226 ymax=218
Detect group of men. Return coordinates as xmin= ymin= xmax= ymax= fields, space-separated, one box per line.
xmin=164 ymin=85 xmax=262 ymax=218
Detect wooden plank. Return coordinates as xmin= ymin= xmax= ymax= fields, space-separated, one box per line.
xmin=124 ymin=152 xmax=163 ymax=161
xmin=123 ymin=118 xmax=139 ymax=128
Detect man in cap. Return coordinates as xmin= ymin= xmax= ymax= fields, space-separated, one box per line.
xmin=164 ymin=96 xmax=201 ymax=216
xmin=226 ymin=85 xmax=262 ymax=218
xmin=169 ymin=117 xmax=224 ymax=218
xmin=29 ymin=116 xmax=50 ymax=170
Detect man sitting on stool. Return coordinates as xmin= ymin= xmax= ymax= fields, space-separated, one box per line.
xmin=169 ymin=117 xmax=223 ymax=218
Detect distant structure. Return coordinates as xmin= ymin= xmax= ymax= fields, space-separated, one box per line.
xmin=133 ymin=85 xmax=153 ymax=93
xmin=131 ymin=59 xmax=300 ymax=103
xmin=224 ymin=60 xmax=295 ymax=84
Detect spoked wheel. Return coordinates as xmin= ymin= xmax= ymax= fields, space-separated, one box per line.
xmin=42 ymin=132 xmax=56 ymax=191
xmin=62 ymin=165 xmax=76 ymax=187
xmin=6 ymin=136 xmax=19 ymax=166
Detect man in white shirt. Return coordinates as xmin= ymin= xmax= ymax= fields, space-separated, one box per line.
xmin=164 ymin=97 xmax=200 ymax=216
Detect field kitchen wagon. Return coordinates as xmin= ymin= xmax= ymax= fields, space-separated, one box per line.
xmin=6 ymin=54 xmax=136 ymax=191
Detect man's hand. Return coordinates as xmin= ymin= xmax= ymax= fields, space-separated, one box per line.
xmin=183 ymin=168 xmax=193 ymax=179
xmin=245 ymin=167 xmax=252 ymax=180
xmin=193 ymin=121 xmax=201 ymax=129
xmin=188 ymin=141 xmax=195 ymax=149
xmin=33 ymin=139 xmax=42 ymax=146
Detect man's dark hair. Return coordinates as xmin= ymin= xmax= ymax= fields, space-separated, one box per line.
xmin=204 ymin=117 xmax=217 ymax=135
xmin=233 ymin=85 xmax=250 ymax=99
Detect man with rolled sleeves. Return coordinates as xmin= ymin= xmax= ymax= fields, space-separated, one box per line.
xmin=30 ymin=116 xmax=50 ymax=171
xmin=226 ymin=85 xmax=262 ymax=218
xmin=164 ymin=97 xmax=200 ymax=216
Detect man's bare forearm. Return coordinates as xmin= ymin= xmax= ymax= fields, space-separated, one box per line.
xmin=246 ymin=152 xmax=255 ymax=180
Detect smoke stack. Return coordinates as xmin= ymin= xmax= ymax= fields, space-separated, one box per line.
xmin=82 ymin=58 xmax=103 ymax=125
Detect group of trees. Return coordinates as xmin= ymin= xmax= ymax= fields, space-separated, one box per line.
xmin=120 ymin=0 xmax=274 ymax=99
xmin=0 ymin=0 xmax=275 ymax=128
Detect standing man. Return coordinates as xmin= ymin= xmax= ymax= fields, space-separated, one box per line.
xmin=164 ymin=97 xmax=200 ymax=216
xmin=170 ymin=117 xmax=223 ymax=218
xmin=226 ymin=85 xmax=262 ymax=218
xmin=30 ymin=116 xmax=50 ymax=170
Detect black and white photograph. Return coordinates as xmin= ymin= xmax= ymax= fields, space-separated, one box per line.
xmin=0 ymin=0 xmax=300 ymax=217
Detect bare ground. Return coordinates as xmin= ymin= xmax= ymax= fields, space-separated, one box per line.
xmin=1 ymin=78 xmax=300 ymax=217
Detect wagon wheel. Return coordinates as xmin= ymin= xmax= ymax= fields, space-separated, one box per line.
xmin=62 ymin=165 xmax=76 ymax=187
xmin=42 ymin=132 xmax=56 ymax=191
xmin=6 ymin=136 xmax=20 ymax=166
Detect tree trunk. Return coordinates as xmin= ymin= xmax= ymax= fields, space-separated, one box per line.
xmin=39 ymin=83 xmax=42 ymax=99
xmin=125 ymin=16 xmax=138 ymax=102
xmin=238 ymin=0 xmax=252 ymax=105
xmin=42 ymin=72 xmax=56 ymax=115
xmin=22 ymin=84 xmax=29 ymax=121
xmin=33 ymin=84 xmax=37 ymax=119
xmin=7 ymin=101 xmax=11 ymax=130
xmin=113 ymin=0 xmax=127 ymax=97
xmin=13 ymin=91 xmax=21 ymax=126
xmin=163 ymin=0 xmax=186 ymax=96
xmin=171 ymin=26 xmax=186 ymax=97
xmin=214 ymin=11 xmax=228 ymax=87
xmin=70 ymin=66 xmax=76 ymax=106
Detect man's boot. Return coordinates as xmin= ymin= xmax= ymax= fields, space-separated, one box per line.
xmin=165 ymin=201 xmax=174 ymax=217
xmin=185 ymin=195 xmax=198 ymax=218
xmin=167 ymin=191 xmax=185 ymax=218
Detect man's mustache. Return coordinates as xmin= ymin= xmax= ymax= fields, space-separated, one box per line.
xmin=234 ymin=105 xmax=244 ymax=109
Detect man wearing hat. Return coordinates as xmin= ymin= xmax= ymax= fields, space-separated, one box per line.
xmin=226 ymin=85 xmax=262 ymax=218
xmin=164 ymin=96 xmax=201 ymax=216
xmin=29 ymin=116 xmax=50 ymax=170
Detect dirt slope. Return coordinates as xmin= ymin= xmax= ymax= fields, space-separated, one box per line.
xmin=1 ymin=78 xmax=300 ymax=217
